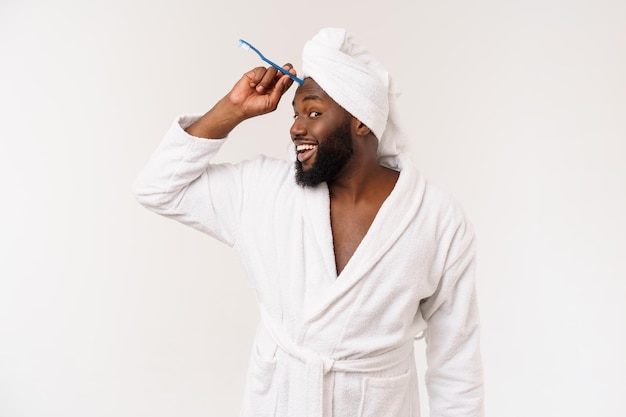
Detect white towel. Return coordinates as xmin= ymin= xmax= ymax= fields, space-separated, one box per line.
xmin=302 ymin=27 xmax=407 ymax=168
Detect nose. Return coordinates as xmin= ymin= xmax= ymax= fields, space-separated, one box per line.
xmin=290 ymin=116 xmax=306 ymax=140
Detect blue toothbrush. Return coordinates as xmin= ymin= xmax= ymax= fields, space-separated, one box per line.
xmin=238 ymin=39 xmax=304 ymax=85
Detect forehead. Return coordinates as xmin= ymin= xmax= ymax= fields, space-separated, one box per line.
xmin=292 ymin=78 xmax=340 ymax=108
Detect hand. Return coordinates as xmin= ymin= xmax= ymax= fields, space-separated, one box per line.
xmin=185 ymin=64 xmax=299 ymax=139
xmin=227 ymin=64 xmax=298 ymax=119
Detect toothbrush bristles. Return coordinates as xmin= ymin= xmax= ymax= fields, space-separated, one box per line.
xmin=238 ymin=39 xmax=250 ymax=51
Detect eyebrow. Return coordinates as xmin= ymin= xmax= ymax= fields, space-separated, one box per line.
xmin=292 ymin=94 xmax=323 ymax=107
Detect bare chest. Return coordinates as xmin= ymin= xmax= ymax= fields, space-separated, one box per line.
xmin=330 ymin=204 xmax=379 ymax=276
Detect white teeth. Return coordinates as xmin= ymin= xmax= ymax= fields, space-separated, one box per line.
xmin=296 ymin=144 xmax=317 ymax=151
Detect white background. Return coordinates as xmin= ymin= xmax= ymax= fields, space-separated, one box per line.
xmin=1 ymin=0 xmax=625 ymax=416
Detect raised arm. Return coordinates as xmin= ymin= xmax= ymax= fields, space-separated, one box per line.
xmin=132 ymin=64 xmax=298 ymax=244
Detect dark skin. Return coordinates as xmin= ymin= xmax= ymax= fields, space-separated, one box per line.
xmin=186 ymin=64 xmax=399 ymax=275
xmin=291 ymin=80 xmax=399 ymax=274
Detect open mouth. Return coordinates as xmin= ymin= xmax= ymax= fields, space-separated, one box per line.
xmin=296 ymin=144 xmax=318 ymax=163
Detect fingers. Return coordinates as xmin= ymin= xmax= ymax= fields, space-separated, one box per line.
xmin=245 ymin=64 xmax=297 ymax=94
xmin=256 ymin=67 xmax=280 ymax=93
xmin=268 ymin=71 xmax=295 ymax=104
xmin=232 ymin=64 xmax=298 ymax=118
xmin=243 ymin=66 xmax=276 ymax=93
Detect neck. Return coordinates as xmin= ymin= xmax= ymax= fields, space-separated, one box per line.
xmin=328 ymin=153 xmax=398 ymax=203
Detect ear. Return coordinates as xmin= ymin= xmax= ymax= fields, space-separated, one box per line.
xmin=352 ymin=119 xmax=371 ymax=136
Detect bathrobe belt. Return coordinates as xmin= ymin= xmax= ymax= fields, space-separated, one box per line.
xmin=260 ymin=311 xmax=415 ymax=417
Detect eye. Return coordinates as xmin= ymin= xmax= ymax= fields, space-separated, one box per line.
xmin=309 ymin=111 xmax=321 ymax=118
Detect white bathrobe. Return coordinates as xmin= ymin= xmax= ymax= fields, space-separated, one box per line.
xmin=132 ymin=115 xmax=484 ymax=417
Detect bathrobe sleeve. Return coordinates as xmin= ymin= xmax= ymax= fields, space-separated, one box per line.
xmin=132 ymin=115 xmax=249 ymax=246
xmin=420 ymin=209 xmax=484 ymax=417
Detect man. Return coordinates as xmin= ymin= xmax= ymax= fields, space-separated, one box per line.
xmin=133 ymin=28 xmax=484 ymax=417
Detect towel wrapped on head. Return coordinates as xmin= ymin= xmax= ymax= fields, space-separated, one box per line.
xmin=302 ymin=27 xmax=407 ymax=168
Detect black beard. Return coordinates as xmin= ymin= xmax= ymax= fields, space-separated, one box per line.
xmin=294 ymin=120 xmax=353 ymax=187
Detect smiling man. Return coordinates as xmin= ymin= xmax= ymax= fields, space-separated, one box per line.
xmin=133 ymin=28 xmax=484 ymax=417
xmin=292 ymin=90 xmax=355 ymax=188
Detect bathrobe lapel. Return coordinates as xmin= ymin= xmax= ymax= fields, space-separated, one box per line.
xmin=302 ymin=183 xmax=338 ymax=282
xmin=301 ymin=155 xmax=426 ymax=320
